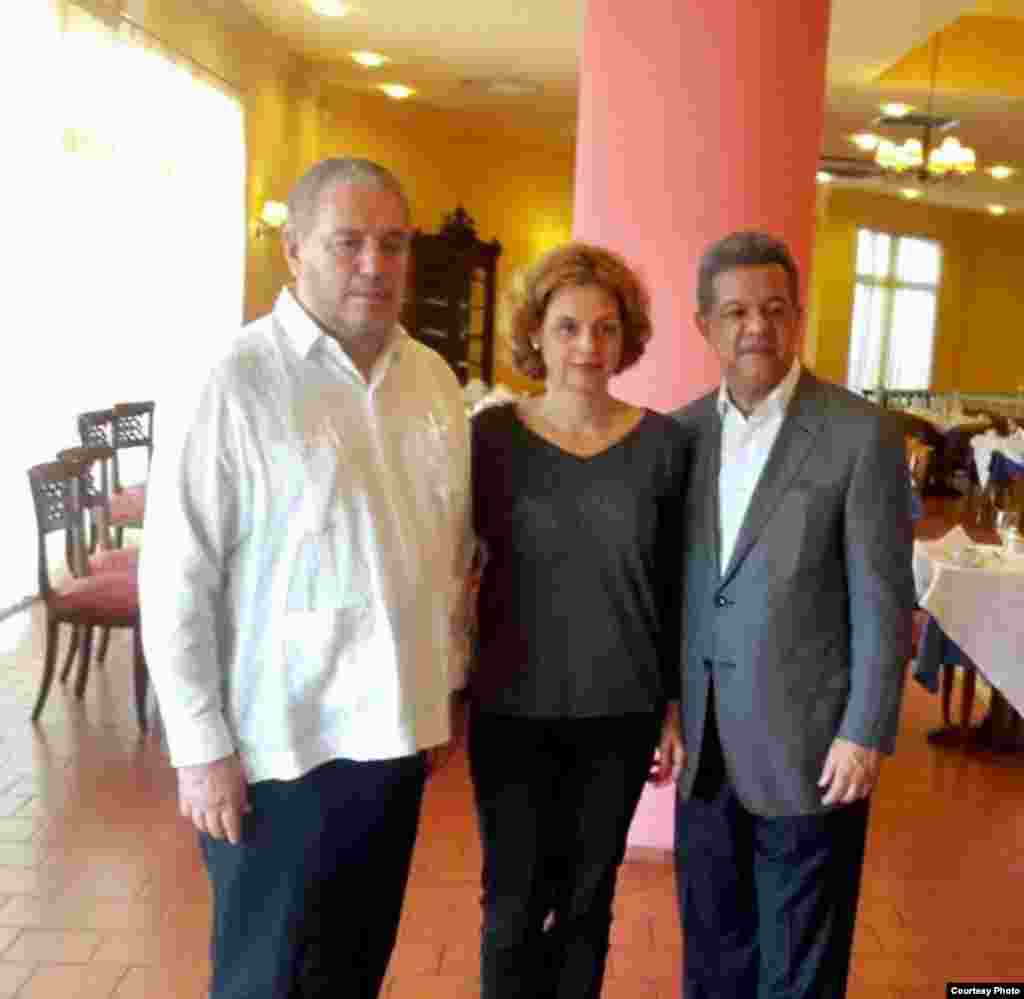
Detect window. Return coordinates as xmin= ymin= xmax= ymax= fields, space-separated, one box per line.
xmin=846 ymin=229 xmax=942 ymax=394
xmin=2 ymin=2 xmax=246 ymax=613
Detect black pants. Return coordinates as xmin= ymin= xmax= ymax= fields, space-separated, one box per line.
xmin=469 ymin=711 xmax=661 ymax=999
xmin=200 ymin=754 xmax=427 ymax=999
xmin=675 ymin=699 xmax=869 ymax=999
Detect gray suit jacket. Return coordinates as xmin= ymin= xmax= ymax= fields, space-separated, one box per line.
xmin=673 ymin=370 xmax=915 ymax=817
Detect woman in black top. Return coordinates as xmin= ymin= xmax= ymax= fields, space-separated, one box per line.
xmin=469 ymin=242 xmax=688 ymax=999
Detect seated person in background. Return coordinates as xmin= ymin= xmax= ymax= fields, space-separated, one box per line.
xmin=905 ymin=434 xmax=932 ymax=520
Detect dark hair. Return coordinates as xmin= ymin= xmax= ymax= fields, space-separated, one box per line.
xmin=506 ymin=242 xmax=652 ymax=380
xmin=285 ymin=158 xmax=410 ymax=240
xmin=697 ymin=231 xmax=801 ymax=316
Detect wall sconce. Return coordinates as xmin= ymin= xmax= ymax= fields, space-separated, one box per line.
xmin=254 ymin=200 xmax=289 ymax=239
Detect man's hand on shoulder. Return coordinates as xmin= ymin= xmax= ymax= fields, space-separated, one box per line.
xmin=178 ymin=754 xmax=250 ymax=845
xmin=818 ymin=737 xmax=882 ymax=807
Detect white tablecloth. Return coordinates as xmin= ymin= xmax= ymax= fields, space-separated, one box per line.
xmin=914 ymin=526 xmax=1024 ymax=715
xmin=972 ymin=428 xmax=1024 ymax=489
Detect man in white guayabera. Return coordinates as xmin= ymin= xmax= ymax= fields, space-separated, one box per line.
xmin=140 ymin=158 xmax=472 ymax=999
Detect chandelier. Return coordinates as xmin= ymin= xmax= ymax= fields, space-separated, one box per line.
xmin=868 ymin=34 xmax=976 ymax=182
xmin=874 ymin=132 xmax=975 ymax=178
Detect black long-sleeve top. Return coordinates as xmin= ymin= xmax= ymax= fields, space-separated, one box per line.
xmin=470 ymin=403 xmax=688 ymax=718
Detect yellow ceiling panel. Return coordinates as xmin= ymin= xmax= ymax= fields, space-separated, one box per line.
xmin=878 ymin=16 xmax=1024 ymax=96
xmin=969 ymin=1 xmax=1024 ymax=17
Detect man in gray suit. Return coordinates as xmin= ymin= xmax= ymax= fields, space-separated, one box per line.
xmin=673 ymin=231 xmax=915 ymax=999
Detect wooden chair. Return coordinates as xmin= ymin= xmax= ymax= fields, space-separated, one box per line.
xmin=26 ymin=460 xmax=148 ymax=731
xmin=110 ymin=401 xmax=154 ymax=545
xmin=57 ymin=445 xmax=141 ymax=676
xmin=77 ymin=408 xmax=114 ymax=449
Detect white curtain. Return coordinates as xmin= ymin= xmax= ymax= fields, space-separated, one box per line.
xmin=2 ymin=2 xmax=246 ymax=613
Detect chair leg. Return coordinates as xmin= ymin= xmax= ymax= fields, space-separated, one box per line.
xmin=959 ymin=669 xmax=977 ymax=739
xmin=32 ymin=616 xmax=61 ymax=721
xmin=940 ymin=664 xmax=954 ymax=728
xmin=132 ymin=626 xmax=148 ymax=733
xmin=75 ymin=627 xmax=94 ymax=700
xmin=60 ymin=626 xmax=81 ymax=684
xmin=97 ymin=627 xmax=111 ymax=667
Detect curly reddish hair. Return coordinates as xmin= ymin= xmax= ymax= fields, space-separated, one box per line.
xmin=505 ymin=242 xmax=653 ymax=380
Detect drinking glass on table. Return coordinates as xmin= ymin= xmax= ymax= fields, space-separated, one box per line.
xmin=995 ymin=510 xmax=1021 ymax=553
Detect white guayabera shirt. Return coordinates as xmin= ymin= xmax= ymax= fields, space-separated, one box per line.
xmin=140 ymin=288 xmax=472 ymax=782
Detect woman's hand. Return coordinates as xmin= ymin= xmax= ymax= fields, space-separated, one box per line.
xmin=649 ymin=701 xmax=685 ymax=785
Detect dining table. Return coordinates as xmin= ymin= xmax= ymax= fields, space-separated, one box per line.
xmin=913 ymin=524 xmax=1024 ymax=750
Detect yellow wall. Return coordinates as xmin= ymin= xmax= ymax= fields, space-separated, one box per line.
xmin=809 ymin=187 xmax=1024 ymax=393
xmin=121 ymin=0 xmax=574 ymax=388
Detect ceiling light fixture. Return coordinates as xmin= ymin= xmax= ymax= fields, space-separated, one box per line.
xmin=378 ymin=83 xmax=415 ymax=100
xmin=350 ymin=50 xmax=389 ymax=68
xmin=987 ymin=165 xmax=1015 ymax=181
xmin=988 ymin=204 xmax=1008 ymax=216
xmin=880 ymin=102 xmax=914 ymax=118
xmin=871 ymin=35 xmax=976 ymax=182
xmin=254 ymin=200 xmax=288 ymax=239
xmin=309 ymin=0 xmax=352 ymax=16
xmin=849 ymin=133 xmax=881 ymax=152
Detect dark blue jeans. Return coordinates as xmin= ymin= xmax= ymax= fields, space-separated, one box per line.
xmin=200 ymin=753 xmax=426 ymax=999
xmin=675 ymin=710 xmax=869 ymax=999
xmin=469 ymin=711 xmax=661 ymax=999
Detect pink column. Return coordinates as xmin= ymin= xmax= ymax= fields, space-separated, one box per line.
xmin=573 ymin=0 xmax=831 ymax=849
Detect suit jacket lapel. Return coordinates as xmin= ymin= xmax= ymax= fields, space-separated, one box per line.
xmin=720 ymin=371 xmax=826 ymax=585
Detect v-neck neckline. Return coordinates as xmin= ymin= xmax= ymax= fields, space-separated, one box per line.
xmin=512 ymin=404 xmax=651 ymax=462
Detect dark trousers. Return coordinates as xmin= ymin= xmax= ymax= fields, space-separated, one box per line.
xmin=469 ymin=711 xmax=661 ymax=999
xmin=675 ymin=700 xmax=870 ymax=999
xmin=200 ymin=753 xmax=427 ymax=999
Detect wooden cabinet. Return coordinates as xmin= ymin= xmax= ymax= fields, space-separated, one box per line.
xmin=402 ymin=205 xmax=501 ymax=385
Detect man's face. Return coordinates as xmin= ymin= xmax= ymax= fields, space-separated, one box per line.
xmin=696 ymin=264 xmax=801 ymax=411
xmin=284 ymin=183 xmax=411 ymax=343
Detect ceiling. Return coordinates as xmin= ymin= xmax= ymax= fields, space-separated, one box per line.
xmin=235 ymin=0 xmax=1024 ymax=214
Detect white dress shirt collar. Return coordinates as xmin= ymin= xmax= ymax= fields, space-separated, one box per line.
xmin=716 ymin=357 xmax=802 ymax=424
xmin=274 ymin=286 xmax=406 ymax=385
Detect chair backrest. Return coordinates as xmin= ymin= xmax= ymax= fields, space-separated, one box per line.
xmin=26 ymin=461 xmax=86 ymax=598
xmin=78 ymin=408 xmax=114 ymax=449
xmin=111 ymin=401 xmax=155 ymax=490
xmin=57 ymin=445 xmax=115 ymax=555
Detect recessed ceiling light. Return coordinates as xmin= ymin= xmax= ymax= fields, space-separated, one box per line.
xmin=880 ymin=102 xmax=914 ymax=118
xmin=309 ymin=0 xmax=352 ymax=15
xmin=850 ymin=132 xmax=880 ymax=152
xmin=988 ymin=204 xmax=1008 ymax=216
xmin=987 ymin=165 xmax=1015 ymax=181
xmin=901 ymin=188 xmax=922 ymax=200
xmin=816 ymin=171 xmax=833 ymax=183
xmin=378 ymin=83 xmax=415 ymax=100
xmin=350 ymin=51 xmax=389 ymax=68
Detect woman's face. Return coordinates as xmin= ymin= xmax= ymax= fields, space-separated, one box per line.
xmin=537 ymin=284 xmax=624 ymax=394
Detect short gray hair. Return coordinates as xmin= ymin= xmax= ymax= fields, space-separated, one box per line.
xmin=285 ymin=158 xmax=410 ymax=239
xmin=697 ymin=231 xmax=801 ymax=316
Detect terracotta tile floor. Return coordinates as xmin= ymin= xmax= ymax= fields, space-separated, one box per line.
xmin=1 ymin=552 xmax=1023 ymax=996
